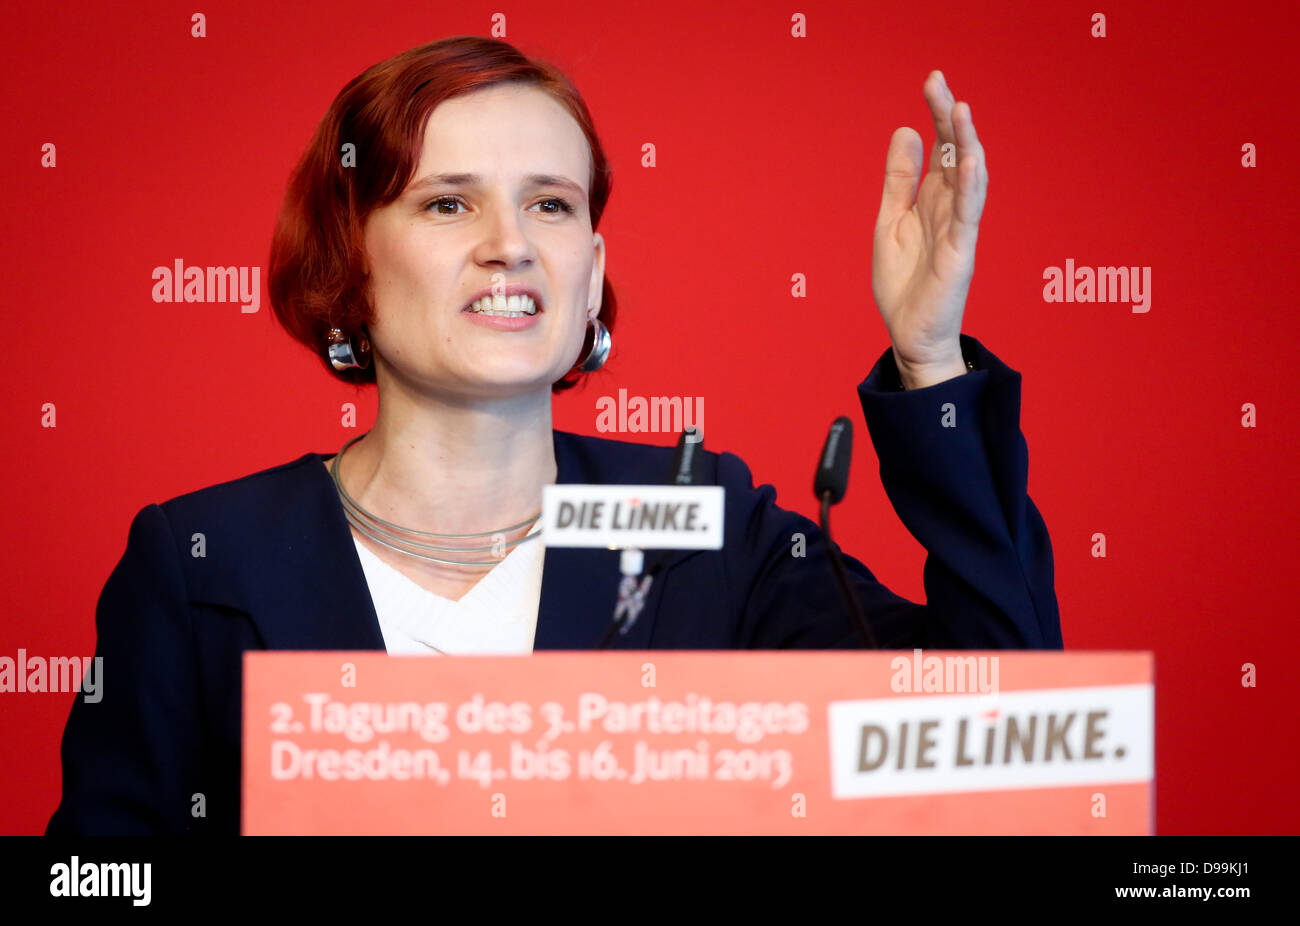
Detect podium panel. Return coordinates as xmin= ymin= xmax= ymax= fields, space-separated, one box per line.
xmin=243 ymin=651 xmax=1153 ymax=834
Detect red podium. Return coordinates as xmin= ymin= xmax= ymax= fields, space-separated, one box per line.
xmin=243 ymin=651 xmax=1153 ymax=834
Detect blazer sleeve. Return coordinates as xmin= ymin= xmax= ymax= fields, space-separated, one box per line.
xmin=46 ymin=503 xmax=204 ymax=835
xmin=728 ymin=334 xmax=1062 ymax=650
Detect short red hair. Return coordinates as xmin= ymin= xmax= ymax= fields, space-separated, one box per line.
xmin=268 ymin=36 xmax=617 ymax=390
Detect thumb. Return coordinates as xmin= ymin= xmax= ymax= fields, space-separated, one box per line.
xmin=876 ymin=126 xmax=923 ymax=232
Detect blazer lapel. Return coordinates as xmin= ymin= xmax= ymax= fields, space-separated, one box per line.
xmin=249 ymin=453 xmax=389 ymax=652
xmin=301 ymin=455 xmax=390 ymax=651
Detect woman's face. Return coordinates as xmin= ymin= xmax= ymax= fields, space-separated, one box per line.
xmin=362 ymin=82 xmax=605 ymax=399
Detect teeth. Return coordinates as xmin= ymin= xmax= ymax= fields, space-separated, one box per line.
xmin=466 ymin=294 xmax=539 ymax=316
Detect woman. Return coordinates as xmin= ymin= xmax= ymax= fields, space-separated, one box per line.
xmin=48 ymin=36 xmax=1061 ymax=835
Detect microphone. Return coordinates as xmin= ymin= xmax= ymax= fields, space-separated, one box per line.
xmin=672 ymin=424 xmax=704 ymax=485
xmin=652 ymin=426 xmax=702 ymax=576
xmin=814 ymin=417 xmax=852 ymax=504
xmin=596 ymin=426 xmax=703 ymax=649
xmin=814 ymin=417 xmax=878 ymax=648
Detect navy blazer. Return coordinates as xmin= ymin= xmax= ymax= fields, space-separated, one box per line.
xmin=47 ymin=334 xmax=1061 ymax=835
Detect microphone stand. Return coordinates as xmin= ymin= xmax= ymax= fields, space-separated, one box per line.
xmin=819 ymin=491 xmax=878 ymax=649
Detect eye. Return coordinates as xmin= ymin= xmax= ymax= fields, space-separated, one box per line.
xmin=426 ymin=196 xmax=465 ymax=215
xmin=534 ymin=197 xmax=575 ymax=215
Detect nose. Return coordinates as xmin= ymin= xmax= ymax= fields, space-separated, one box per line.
xmin=473 ymin=196 xmax=535 ymax=269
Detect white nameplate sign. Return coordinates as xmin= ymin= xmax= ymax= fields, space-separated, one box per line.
xmin=827 ymin=684 xmax=1155 ymax=799
xmin=541 ymin=485 xmax=724 ymax=550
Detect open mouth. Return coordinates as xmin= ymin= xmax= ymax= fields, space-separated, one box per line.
xmin=463 ymin=294 xmax=541 ymax=317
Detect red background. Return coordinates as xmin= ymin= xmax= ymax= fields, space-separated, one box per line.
xmin=2 ymin=0 xmax=1296 ymax=834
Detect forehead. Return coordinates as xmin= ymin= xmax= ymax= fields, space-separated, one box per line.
xmin=414 ymin=83 xmax=591 ymax=191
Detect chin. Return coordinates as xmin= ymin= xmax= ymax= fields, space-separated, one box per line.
xmin=457 ymin=367 xmax=564 ymax=397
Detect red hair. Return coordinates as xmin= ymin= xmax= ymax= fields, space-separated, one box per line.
xmin=268 ymin=36 xmax=616 ymax=390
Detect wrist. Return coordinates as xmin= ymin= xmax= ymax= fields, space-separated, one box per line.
xmin=895 ymin=349 xmax=970 ymax=391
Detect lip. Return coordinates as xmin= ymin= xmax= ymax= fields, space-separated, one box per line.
xmin=461 ymin=310 xmax=541 ymax=331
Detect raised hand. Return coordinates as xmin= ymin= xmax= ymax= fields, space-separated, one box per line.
xmin=872 ymin=70 xmax=989 ymax=390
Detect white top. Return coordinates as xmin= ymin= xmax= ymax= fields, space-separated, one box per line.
xmin=351 ymin=534 xmax=545 ymax=655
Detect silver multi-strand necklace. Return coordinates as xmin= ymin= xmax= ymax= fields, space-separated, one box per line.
xmin=329 ymin=434 xmax=543 ymax=569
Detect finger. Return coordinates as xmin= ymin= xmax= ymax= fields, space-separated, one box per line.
xmin=948 ymin=101 xmax=989 ymax=252
xmin=877 ymin=126 xmax=924 ymax=233
xmin=924 ymin=70 xmax=957 ymax=187
xmin=951 ymin=98 xmax=988 ymax=190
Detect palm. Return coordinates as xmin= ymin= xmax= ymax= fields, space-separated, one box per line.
xmin=872 ymin=71 xmax=988 ymax=370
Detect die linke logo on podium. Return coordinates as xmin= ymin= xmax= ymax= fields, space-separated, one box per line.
xmin=542 ymin=485 xmax=724 ymax=549
xmin=827 ymin=684 xmax=1154 ymax=799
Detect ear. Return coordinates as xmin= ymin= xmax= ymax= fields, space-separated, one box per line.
xmin=587 ymin=231 xmax=606 ymax=320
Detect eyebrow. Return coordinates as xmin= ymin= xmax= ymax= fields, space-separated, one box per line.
xmin=406 ymin=172 xmax=586 ymax=197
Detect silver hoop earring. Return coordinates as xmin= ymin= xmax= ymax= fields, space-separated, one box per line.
xmin=577 ymin=317 xmax=611 ymax=372
xmin=327 ymin=327 xmax=371 ymax=371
